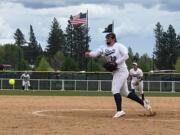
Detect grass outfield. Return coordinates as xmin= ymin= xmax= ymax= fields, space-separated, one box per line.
xmin=0 ymin=90 xmax=180 ymax=97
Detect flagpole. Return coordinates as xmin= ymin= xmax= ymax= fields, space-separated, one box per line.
xmin=68 ymin=16 xmax=73 ymax=57
xmin=87 ymin=9 xmax=88 ymax=51
xmin=86 ymin=9 xmax=89 ymax=71
xmin=112 ymin=20 xmax=114 ymax=33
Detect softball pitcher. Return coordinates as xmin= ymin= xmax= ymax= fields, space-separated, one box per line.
xmin=85 ymin=33 xmax=153 ymax=118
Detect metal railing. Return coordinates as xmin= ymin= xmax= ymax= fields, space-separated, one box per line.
xmin=0 ymin=79 xmax=180 ymax=92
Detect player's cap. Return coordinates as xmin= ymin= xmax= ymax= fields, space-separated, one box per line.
xmin=132 ymin=62 xmax=138 ymax=66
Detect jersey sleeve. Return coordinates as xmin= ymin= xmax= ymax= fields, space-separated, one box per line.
xmin=115 ymin=44 xmax=129 ymax=64
xmin=89 ymin=47 xmax=103 ymax=58
xmin=129 ymin=69 xmax=133 ymax=75
xmin=139 ymin=69 xmax=143 ymax=77
xmin=20 ymin=74 xmax=24 ymax=79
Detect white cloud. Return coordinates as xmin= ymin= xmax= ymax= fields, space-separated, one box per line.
xmin=3 ymin=0 xmax=180 ymax=11
xmin=0 ymin=2 xmax=180 ymax=55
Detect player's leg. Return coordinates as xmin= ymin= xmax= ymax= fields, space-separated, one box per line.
xmin=121 ymin=80 xmax=144 ymax=106
xmin=121 ymin=79 xmax=153 ymax=115
xmin=27 ymin=81 xmax=31 ymax=91
xmin=121 ymin=79 xmax=150 ymax=108
xmin=141 ymin=93 xmax=144 ymax=100
xmin=130 ymin=81 xmax=135 ymax=93
xmin=26 ymin=81 xmax=32 ymax=90
xmin=111 ymin=70 xmax=126 ymax=118
xmin=129 ymin=91 xmax=152 ymax=114
xmin=139 ymin=81 xmax=144 ymax=100
xmin=22 ymin=81 xmax=25 ymax=90
xmin=25 ymin=82 xmax=28 ymax=91
xmin=138 ymin=82 xmax=154 ymax=114
xmin=113 ymin=93 xmax=122 ymax=112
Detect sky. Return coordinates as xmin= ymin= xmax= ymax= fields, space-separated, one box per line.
xmin=0 ymin=0 xmax=180 ymax=57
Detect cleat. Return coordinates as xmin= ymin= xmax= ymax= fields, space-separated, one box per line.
xmin=143 ymin=99 xmax=153 ymax=114
xmin=146 ymin=111 xmax=156 ymax=117
xmin=113 ymin=110 xmax=125 ymax=118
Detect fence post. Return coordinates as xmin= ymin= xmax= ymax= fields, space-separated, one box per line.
xmin=61 ymin=80 xmax=64 ymax=91
xmin=98 ymin=80 xmax=102 ymax=92
xmin=75 ymin=80 xmax=76 ymax=91
xmin=160 ymin=81 xmax=162 ymax=92
xmin=100 ymin=80 xmax=102 ymax=91
xmin=1 ymin=79 xmax=2 ymax=90
xmin=50 ymin=80 xmax=52 ymax=91
xmin=148 ymin=81 xmax=150 ymax=92
xmin=38 ymin=79 xmax=40 ymax=90
xmin=86 ymin=80 xmax=88 ymax=91
xmin=172 ymin=81 xmax=175 ymax=92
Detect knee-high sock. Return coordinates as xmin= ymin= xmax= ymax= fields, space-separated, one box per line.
xmin=113 ymin=93 xmax=122 ymax=111
xmin=141 ymin=94 xmax=144 ymax=100
xmin=127 ymin=92 xmax=144 ymax=106
xmin=131 ymin=89 xmax=135 ymax=93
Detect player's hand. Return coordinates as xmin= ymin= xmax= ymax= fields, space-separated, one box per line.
xmin=85 ymin=52 xmax=91 ymax=58
xmin=133 ymin=81 xmax=139 ymax=86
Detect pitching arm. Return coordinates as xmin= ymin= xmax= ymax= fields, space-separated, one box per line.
xmin=115 ymin=45 xmax=129 ymax=65
xmin=85 ymin=48 xmax=103 ymax=58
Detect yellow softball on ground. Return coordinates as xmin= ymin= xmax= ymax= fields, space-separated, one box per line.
xmin=9 ymin=79 xmax=15 ymax=85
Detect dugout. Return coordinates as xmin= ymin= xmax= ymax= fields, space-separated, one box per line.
xmin=0 ymin=64 xmax=12 ymax=70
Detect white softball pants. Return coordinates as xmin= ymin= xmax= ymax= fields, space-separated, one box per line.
xmin=131 ymin=81 xmax=144 ymax=94
xmin=111 ymin=68 xmax=130 ymax=97
xmin=22 ymin=81 xmax=30 ymax=87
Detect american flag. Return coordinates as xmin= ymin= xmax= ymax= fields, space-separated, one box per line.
xmin=69 ymin=12 xmax=87 ymax=25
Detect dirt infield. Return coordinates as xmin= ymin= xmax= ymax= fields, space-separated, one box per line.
xmin=0 ymin=96 xmax=180 ymax=135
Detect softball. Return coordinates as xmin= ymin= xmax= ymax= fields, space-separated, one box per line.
xmin=9 ymin=79 xmax=15 ymax=85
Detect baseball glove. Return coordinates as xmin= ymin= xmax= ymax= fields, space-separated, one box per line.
xmin=133 ymin=81 xmax=139 ymax=86
xmin=103 ymin=62 xmax=117 ymax=72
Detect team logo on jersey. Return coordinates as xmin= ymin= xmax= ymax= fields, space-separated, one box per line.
xmin=132 ymin=74 xmax=139 ymax=77
xmin=132 ymin=74 xmax=141 ymax=79
xmin=105 ymin=49 xmax=115 ymax=56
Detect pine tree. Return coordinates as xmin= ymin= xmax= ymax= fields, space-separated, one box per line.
xmin=24 ymin=25 xmax=42 ymax=65
xmin=175 ymin=56 xmax=180 ymax=72
xmin=61 ymin=56 xmax=79 ymax=71
xmin=36 ymin=56 xmax=54 ymax=71
xmin=138 ymin=53 xmax=152 ymax=72
xmin=71 ymin=25 xmax=90 ymax=70
xmin=65 ymin=16 xmax=91 ymax=71
xmin=134 ymin=53 xmax=140 ymax=62
xmin=154 ymin=22 xmax=165 ymax=69
xmin=14 ymin=28 xmax=26 ymax=47
xmin=166 ymin=25 xmax=178 ymax=69
xmin=177 ymin=35 xmax=180 ymax=57
xmin=64 ymin=23 xmax=73 ymax=56
xmin=46 ymin=18 xmax=65 ymax=56
xmin=29 ymin=25 xmax=38 ymax=48
xmin=126 ymin=47 xmax=134 ymax=69
xmin=154 ymin=23 xmax=179 ymax=70
xmin=87 ymin=59 xmax=102 ymax=71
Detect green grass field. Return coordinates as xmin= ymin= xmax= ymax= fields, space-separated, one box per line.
xmin=0 ymin=90 xmax=180 ymax=97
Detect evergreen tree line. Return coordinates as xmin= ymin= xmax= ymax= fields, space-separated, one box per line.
xmin=0 ymin=19 xmax=179 ymax=72
xmin=154 ymin=22 xmax=180 ymax=71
